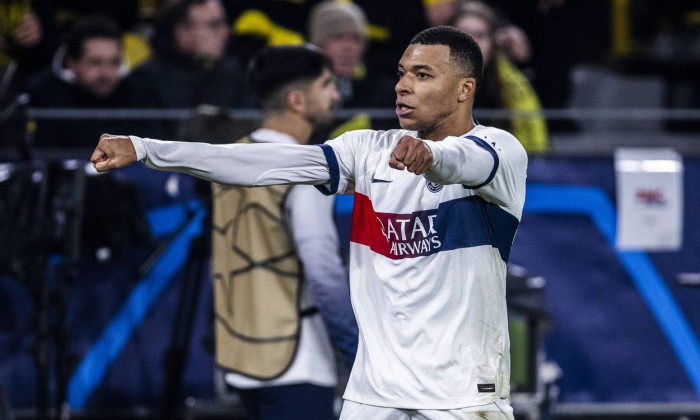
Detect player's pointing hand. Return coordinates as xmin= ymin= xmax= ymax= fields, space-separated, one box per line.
xmin=389 ymin=135 xmax=434 ymax=175
xmin=91 ymin=133 xmax=138 ymax=172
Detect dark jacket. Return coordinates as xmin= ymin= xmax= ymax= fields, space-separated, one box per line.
xmin=130 ymin=46 xmax=254 ymax=109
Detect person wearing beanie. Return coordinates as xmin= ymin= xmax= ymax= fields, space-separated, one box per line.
xmin=307 ymin=0 xmax=395 ymax=108
xmin=308 ymin=1 xmax=366 ymax=79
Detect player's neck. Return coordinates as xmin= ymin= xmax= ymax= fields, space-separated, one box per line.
xmin=419 ymin=116 xmax=476 ymax=141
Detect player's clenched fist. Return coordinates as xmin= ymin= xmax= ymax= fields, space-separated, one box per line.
xmin=91 ymin=133 xmax=138 ymax=172
xmin=389 ymin=135 xmax=434 ymax=175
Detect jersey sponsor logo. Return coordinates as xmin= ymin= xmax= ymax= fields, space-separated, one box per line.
xmin=376 ymin=209 xmax=442 ymax=257
xmin=350 ymin=192 xmax=520 ymax=262
xmin=426 ymin=180 xmax=443 ymax=193
xmin=371 ymin=178 xmax=393 ymax=183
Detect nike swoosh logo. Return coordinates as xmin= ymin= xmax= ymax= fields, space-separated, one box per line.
xmin=371 ymin=178 xmax=393 ymax=183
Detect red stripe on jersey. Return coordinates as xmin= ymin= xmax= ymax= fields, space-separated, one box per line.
xmin=350 ymin=192 xmax=393 ymax=256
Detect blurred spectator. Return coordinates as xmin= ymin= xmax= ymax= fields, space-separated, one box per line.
xmin=423 ymin=0 xmax=458 ymax=27
xmin=130 ymin=0 xmax=253 ymax=136
xmin=450 ymin=0 xmax=549 ymax=152
xmin=54 ymin=0 xmax=154 ymax=70
xmin=307 ymin=0 xmax=395 ymax=108
xmin=0 ymin=1 xmax=60 ymax=105
xmin=23 ymin=16 xmax=155 ymax=264
xmin=425 ymin=0 xmax=535 ymax=65
xmin=25 ymin=15 xmax=162 ymax=149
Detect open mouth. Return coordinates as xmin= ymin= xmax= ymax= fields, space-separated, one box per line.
xmin=396 ymin=103 xmax=414 ymax=116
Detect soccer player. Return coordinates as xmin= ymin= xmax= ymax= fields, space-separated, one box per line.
xmin=91 ymin=26 xmax=527 ymax=420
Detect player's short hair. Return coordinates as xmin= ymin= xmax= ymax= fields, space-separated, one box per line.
xmin=66 ymin=15 xmax=122 ymax=60
xmin=247 ymin=45 xmax=333 ymax=111
xmin=410 ymin=25 xmax=483 ymax=93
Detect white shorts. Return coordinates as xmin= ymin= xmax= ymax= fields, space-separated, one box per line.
xmin=339 ymin=399 xmax=515 ymax=420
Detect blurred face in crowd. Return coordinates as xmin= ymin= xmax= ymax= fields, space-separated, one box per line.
xmin=453 ymin=14 xmax=494 ymax=64
xmin=66 ymin=37 xmax=122 ymax=98
xmin=395 ymin=43 xmax=474 ymax=140
xmin=302 ymin=67 xmax=340 ymax=127
xmin=322 ymin=31 xmax=364 ymax=78
xmin=174 ymin=0 xmax=228 ymax=60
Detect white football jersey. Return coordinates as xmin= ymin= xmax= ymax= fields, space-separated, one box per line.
xmin=317 ymin=125 xmax=527 ymax=409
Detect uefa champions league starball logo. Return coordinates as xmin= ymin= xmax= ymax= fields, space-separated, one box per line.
xmin=426 ymin=180 xmax=443 ymax=193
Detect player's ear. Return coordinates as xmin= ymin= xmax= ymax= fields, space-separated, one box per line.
xmin=458 ymin=77 xmax=476 ymax=102
xmin=287 ymin=89 xmax=306 ymax=113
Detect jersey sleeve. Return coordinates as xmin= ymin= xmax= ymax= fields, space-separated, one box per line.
xmin=316 ymin=130 xmax=374 ymax=195
xmin=424 ymin=131 xmax=528 ymax=213
xmin=131 ymin=135 xmax=332 ymax=186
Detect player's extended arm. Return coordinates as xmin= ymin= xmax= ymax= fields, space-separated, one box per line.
xmin=91 ymin=133 xmax=332 ymax=187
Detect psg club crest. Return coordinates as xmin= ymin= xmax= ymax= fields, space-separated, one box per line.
xmin=426 ymin=180 xmax=443 ymax=193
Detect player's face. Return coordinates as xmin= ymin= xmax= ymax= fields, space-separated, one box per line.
xmin=304 ymin=67 xmax=340 ymax=127
xmin=395 ymin=44 xmax=470 ymax=140
xmin=67 ymin=38 xmax=122 ymax=98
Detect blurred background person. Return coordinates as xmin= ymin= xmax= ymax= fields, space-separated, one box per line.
xmin=210 ymin=45 xmax=357 ymax=420
xmin=307 ymin=0 xmax=396 ymax=109
xmin=22 ymin=15 xmax=155 ymax=269
xmin=0 ymin=0 xmax=59 ymax=106
xmin=53 ymin=0 xmax=154 ymax=71
xmin=450 ymin=0 xmax=549 ymax=153
xmin=423 ymin=0 xmax=536 ymax=66
xmin=130 ymin=0 xmax=253 ymax=136
xmin=25 ymin=14 xmax=162 ymax=149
